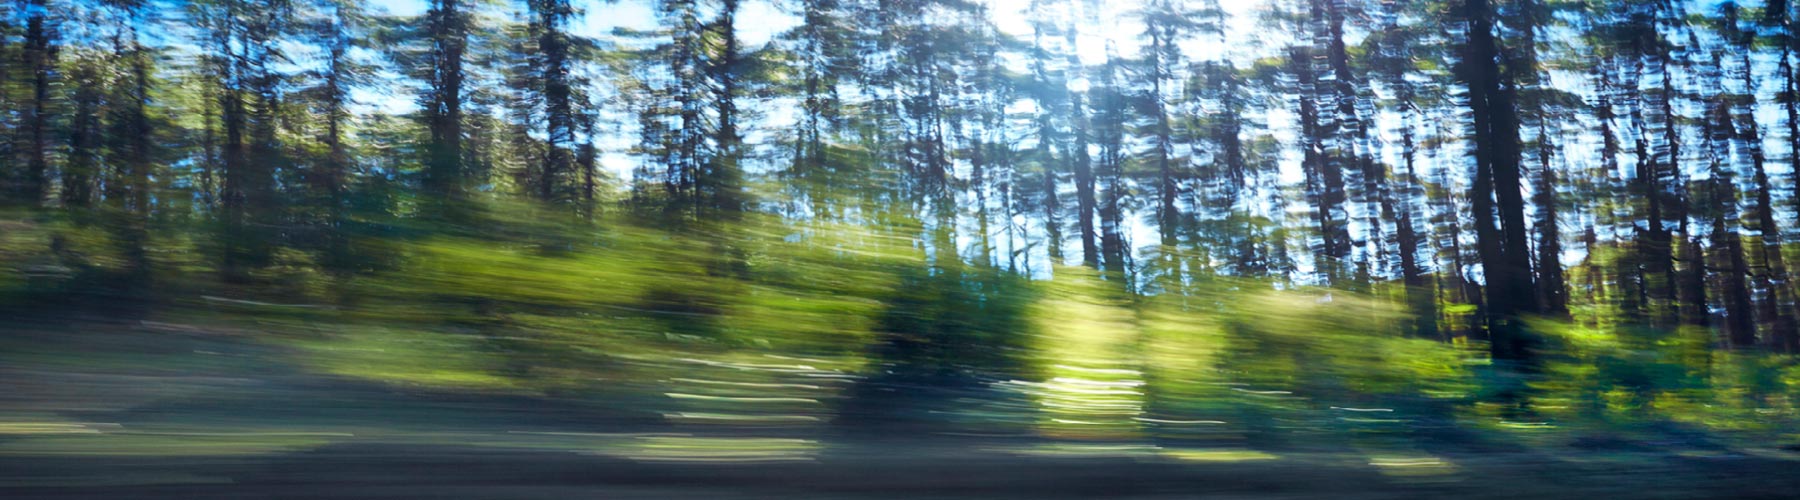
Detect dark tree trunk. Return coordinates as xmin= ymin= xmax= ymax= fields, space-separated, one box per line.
xmin=1215 ymin=65 xmax=1258 ymax=275
xmin=116 ymin=26 xmax=154 ymax=284
xmin=319 ymin=9 xmax=354 ymax=271
xmin=1534 ymin=125 xmax=1567 ymax=317
xmin=1781 ymin=2 xmax=1800 ymax=351
xmin=1147 ymin=16 xmax=1177 ymax=252
xmin=64 ymin=62 xmax=102 ymax=209
xmin=1713 ymin=197 xmax=1756 ymax=348
xmin=1460 ymin=0 xmax=1538 ymax=362
xmin=1095 ymin=57 xmax=1128 ymax=281
xmin=219 ymin=1 xmax=252 ymax=281
xmin=1725 ymin=10 xmax=1797 ymax=349
xmin=1291 ymin=45 xmax=1347 ymax=285
xmin=424 ymin=0 xmax=469 ymax=201
xmin=1321 ymin=0 xmax=1382 ymax=282
xmin=579 ymin=113 xmax=598 ymax=213
xmin=1749 ymin=94 xmax=1797 ymax=349
xmin=1399 ymin=112 xmax=1434 ymax=338
xmin=17 ymin=0 xmax=52 ymax=205
xmin=707 ymin=0 xmax=744 ymax=215
xmin=1069 ymin=27 xmax=1098 ymax=269
xmin=1594 ymin=64 xmax=1628 ymax=318
xmin=1657 ymin=46 xmax=1698 ymax=328
xmin=534 ymin=0 xmax=576 ymax=203
xmin=1303 ymin=2 xmax=1352 ymax=286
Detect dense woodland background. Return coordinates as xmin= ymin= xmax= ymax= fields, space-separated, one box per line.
xmin=10 ymin=0 xmax=1800 ymax=479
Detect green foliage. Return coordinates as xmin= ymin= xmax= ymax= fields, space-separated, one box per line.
xmin=10 ymin=0 xmax=1800 ymax=477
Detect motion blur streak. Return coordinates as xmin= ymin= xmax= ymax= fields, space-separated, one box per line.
xmin=8 ymin=0 xmax=1800 ymax=497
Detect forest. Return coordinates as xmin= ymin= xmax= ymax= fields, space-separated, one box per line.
xmin=5 ymin=0 xmax=1800 ymax=497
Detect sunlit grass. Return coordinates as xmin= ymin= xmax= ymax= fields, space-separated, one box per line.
xmin=7 ymin=200 xmax=1800 ymax=478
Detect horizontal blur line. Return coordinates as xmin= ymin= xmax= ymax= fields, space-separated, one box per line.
xmin=665 ymin=393 xmax=820 ymax=403
xmin=114 ymin=431 xmax=357 ymax=437
xmin=668 ymin=378 xmax=824 ymax=389
xmin=506 ymin=431 xmax=692 ymax=437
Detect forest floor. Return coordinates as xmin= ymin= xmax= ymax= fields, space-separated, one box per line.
xmin=4 ymin=314 xmax=1800 ymax=499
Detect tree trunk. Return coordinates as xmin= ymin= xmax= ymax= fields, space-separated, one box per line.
xmin=424 ymin=0 xmax=469 ymax=201
xmin=17 ymin=0 xmax=52 ymax=205
xmin=708 ymin=0 xmax=744 ymax=215
xmin=1069 ymin=26 xmax=1098 ymax=269
xmin=1460 ymin=0 xmax=1537 ymax=362
xmin=1534 ymin=124 xmax=1567 ymax=317
xmin=1399 ymin=111 xmax=1434 ymax=338
xmin=536 ymin=0 xmax=576 ymax=203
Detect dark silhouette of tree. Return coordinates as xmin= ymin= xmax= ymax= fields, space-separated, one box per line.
xmin=1457 ymin=0 xmax=1537 ymax=362
xmin=11 ymin=0 xmax=54 ymax=205
xmin=421 ymin=0 xmax=472 ymax=202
